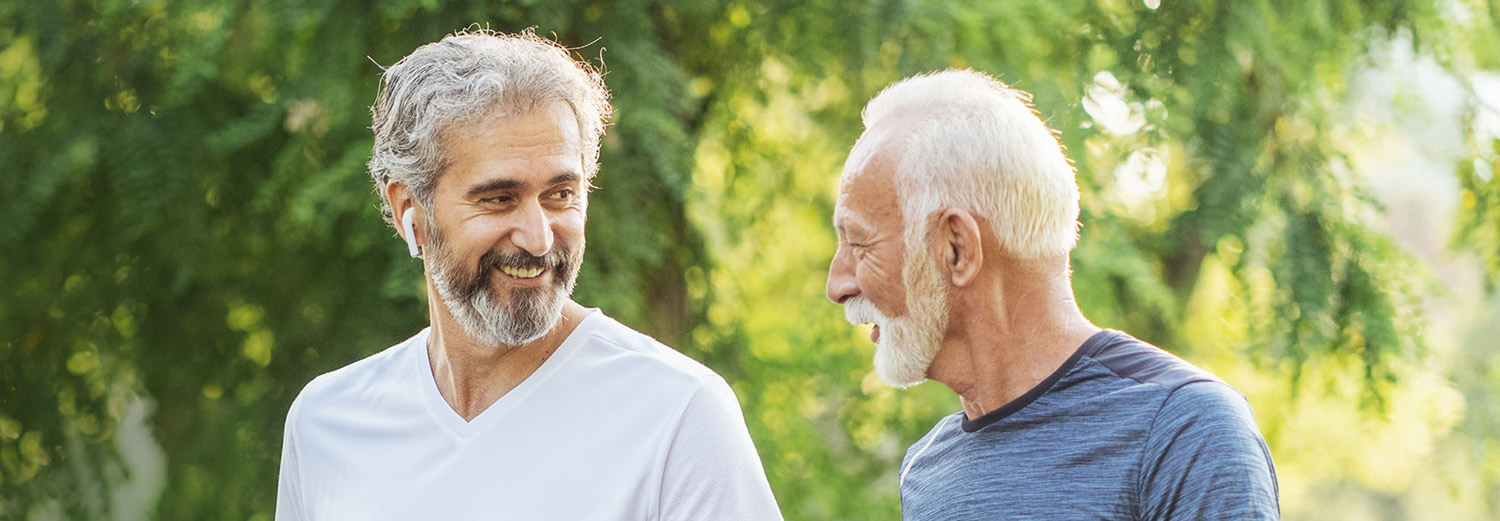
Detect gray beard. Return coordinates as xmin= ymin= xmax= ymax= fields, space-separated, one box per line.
xmin=424 ymin=218 xmax=580 ymax=347
xmin=443 ymin=277 xmax=565 ymax=347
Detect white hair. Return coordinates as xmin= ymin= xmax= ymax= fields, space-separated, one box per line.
xmin=368 ymin=29 xmax=611 ymax=225
xmin=861 ymin=69 xmax=1080 ymax=259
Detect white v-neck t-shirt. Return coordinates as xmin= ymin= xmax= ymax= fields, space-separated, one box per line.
xmin=275 ymin=310 xmax=782 ymax=520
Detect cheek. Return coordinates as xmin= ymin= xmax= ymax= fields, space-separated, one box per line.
xmin=445 ymin=217 xmax=506 ymax=253
xmin=857 ymin=255 xmax=908 ymax=315
xmin=545 ymin=214 xmax=587 ymax=257
xmin=554 ymin=211 xmax=586 ymax=242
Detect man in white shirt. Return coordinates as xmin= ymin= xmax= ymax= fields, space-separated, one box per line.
xmin=275 ymin=29 xmax=782 ymax=521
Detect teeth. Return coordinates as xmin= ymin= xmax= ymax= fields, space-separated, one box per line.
xmin=500 ymin=266 xmax=544 ymax=279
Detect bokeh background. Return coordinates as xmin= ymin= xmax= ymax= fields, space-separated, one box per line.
xmin=3 ymin=0 xmax=1500 ymax=519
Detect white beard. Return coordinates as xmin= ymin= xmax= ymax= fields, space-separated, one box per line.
xmin=844 ymin=241 xmax=950 ymax=388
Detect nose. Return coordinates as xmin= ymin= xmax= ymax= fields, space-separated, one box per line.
xmin=826 ymin=247 xmax=859 ymax=304
xmin=512 ymin=200 xmax=555 ymax=256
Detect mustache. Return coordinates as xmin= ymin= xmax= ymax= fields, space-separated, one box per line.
xmin=459 ymin=247 xmax=578 ymax=299
xmin=844 ymin=297 xmax=886 ymax=326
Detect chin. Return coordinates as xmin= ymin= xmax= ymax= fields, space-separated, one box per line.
xmin=873 ymin=336 xmax=938 ymax=389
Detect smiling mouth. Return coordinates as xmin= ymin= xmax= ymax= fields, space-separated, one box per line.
xmin=499 ymin=265 xmax=546 ymax=279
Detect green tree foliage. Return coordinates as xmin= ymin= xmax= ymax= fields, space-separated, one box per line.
xmin=1 ymin=0 xmax=1495 ymax=519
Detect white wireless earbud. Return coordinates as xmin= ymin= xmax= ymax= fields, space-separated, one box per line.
xmin=401 ymin=207 xmax=423 ymax=258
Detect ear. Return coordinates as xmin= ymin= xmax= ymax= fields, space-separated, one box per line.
xmin=385 ymin=182 xmax=425 ymax=256
xmin=937 ymin=208 xmax=983 ymax=287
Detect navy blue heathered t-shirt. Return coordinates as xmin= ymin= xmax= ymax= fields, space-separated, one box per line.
xmin=899 ymin=330 xmax=1279 ymax=520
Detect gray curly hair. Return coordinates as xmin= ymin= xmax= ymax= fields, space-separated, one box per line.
xmin=368 ymin=29 xmax=612 ymax=225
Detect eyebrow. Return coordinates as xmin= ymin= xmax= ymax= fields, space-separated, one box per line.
xmin=547 ymin=172 xmax=582 ymax=186
xmin=836 ymin=218 xmax=871 ymax=240
xmin=465 ymin=171 xmax=583 ymax=199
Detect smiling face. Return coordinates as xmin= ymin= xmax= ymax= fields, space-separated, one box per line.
xmin=423 ymin=100 xmax=588 ymax=347
xmin=828 ymin=141 xmax=909 ymax=322
xmin=827 ymin=124 xmax=951 ymax=388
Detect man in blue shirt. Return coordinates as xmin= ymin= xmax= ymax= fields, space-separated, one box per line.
xmin=825 ymin=69 xmax=1279 ymax=520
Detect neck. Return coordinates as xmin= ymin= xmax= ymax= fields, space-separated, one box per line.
xmin=927 ymin=254 xmax=1099 ymax=421
xmin=425 ymin=282 xmax=588 ymax=421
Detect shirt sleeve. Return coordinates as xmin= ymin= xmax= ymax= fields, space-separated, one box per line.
xmin=1139 ymin=381 xmax=1280 ymax=520
xmin=658 ymin=375 xmax=783 ymax=521
xmin=275 ymin=398 xmax=306 ymax=521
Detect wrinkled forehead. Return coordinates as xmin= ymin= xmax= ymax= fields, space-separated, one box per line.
xmin=839 ymin=121 xmax=908 ymax=196
xmin=835 ymin=127 xmax=907 ymax=236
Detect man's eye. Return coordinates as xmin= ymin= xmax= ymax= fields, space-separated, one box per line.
xmin=549 ymin=189 xmax=575 ymax=200
xmin=482 ymin=195 xmax=513 ymax=204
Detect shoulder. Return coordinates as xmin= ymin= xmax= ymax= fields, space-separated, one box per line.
xmin=1161 ymin=380 xmax=1253 ymax=413
xmin=1078 ymin=330 xmax=1258 ymax=435
xmin=1077 ymin=331 xmax=1264 ymax=451
xmin=575 ymin=312 xmax=724 ymax=390
xmin=1082 ymin=330 xmax=1224 ymax=392
xmin=901 ymin=411 xmax=964 ymax=481
xmin=905 ymin=413 xmax=963 ymax=456
xmin=1140 ymin=381 xmax=1273 ymax=486
xmin=1152 ymin=381 xmax=1260 ymax=437
xmin=1138 ymin=382 xmax=1280 ymax=518
xmin=286 ymin=330 xmax=423 ymax=424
